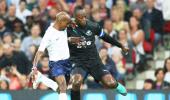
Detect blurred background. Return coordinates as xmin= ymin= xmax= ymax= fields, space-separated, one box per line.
xmin=0 ymin=0 xmax=170 ymax=100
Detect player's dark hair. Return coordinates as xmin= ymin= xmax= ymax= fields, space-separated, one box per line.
xmin=144 ymin=79 xmax=154 ymax=89
xmin=144 ymin=79 xmax=154 ymax=84
xmin=73 ymin=6 xmax=84 ymax=17
xmin=155 ymin=68 xmax=165 ymax=76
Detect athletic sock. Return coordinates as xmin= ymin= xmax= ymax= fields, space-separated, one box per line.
xmin=71 ymin=89 xmax=80 ymax=100
xmin=59 ymin=93 xmax=68 ymax=100
xmin=40 ymin=75 xmax=58 ymax=91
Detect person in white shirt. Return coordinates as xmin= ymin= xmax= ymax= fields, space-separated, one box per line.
xmin=32 ymin=12 xmax=72 ymax=100
xmin=16 ymin=1 xmax=32 ymax=23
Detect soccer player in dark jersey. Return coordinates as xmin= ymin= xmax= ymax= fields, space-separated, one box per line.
xmin=67 ymin=7 xmax=129 ymax=100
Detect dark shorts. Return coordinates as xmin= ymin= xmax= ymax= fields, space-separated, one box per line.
xmin=71 ymin=59 xmax=110 ymax=81
xmin=49 ymin=59 xmax=72 ymax=77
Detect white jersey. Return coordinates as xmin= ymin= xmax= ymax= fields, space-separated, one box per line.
xmin=38 ymin=24 xmax=70 ymax=61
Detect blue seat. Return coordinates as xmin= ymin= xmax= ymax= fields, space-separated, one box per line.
xmin=115 ymin=93 xmax=137 ymax=100
xmin=40 ymin=93 xmax=71 ymax=100
xmin=83 ymin=93 xmax=107 ymax=100
xmin=144 ymin=93 xmax=165 ymax=100
xmin=0 ymin=93 xmax=12 ymax=100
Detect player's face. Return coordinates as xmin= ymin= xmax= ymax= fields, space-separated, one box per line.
xmin=75 ymin=11 xmax=87 ymax=26
xmin=60 ymin=19 xmax=71 ymax=30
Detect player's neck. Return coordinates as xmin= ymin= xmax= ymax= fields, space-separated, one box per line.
xmin=53 ymin=23 xmax=60 ymax=31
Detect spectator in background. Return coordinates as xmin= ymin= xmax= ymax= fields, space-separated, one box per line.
xmin=116 ymin=0 xmax=132 ymax=22
xmin=143 ymin=79 xmax=154 ymax=90
xmin=47 ymin=0 xmax=58 ymax=9
xmin=30 ymin=7 xmax=48 ymax=36
xmin=38 ymin=55 xmax=50 ymax=77
xmin=6 ymin=4 xmax=23 ymax=32
xmin=58 ymin=0 xmax=70 ymax=12
xmin=111 ymin=6 xmax=130 ymax=33
xmin=2 ymin=32 xmax=13 ymax=44
xmin=162 ymin=0 xmax=170 ymax=21
xmin=24 ymin=7 xmax=40 ymax=33
xmin=92 ymin=0 xmax=99 ymax=9
xmin=132 ymin=8 xmax=151 ymax=41
xmin=0 ymin=80 xmax=9 ymax=90
xmin=103 ymin=19 xmax=117 ymax=38
xmin=143 ymin=0 xmax=164 ymax=47
xmin=91 ymin=9 xmax=103 ymax=26
xmin=16 ymin=0 xmax=32 ymax=24
xmin=99 ymin=0 xmax=110 ymax=20
xmin=21 ymin=24 xmax=42 ymax=61
xmin=47 ymin=7 xmax=59 ymax=26
xmin=155 ymin=0 xmax=163 ymax=11
xmin=0 ymin=17 xmax=11 ymax=38
xmin=0 ymin=68 xmax=10 ymax=90
xmin=99 ymin=47 xmax=118 ymax=78
xmin=0 ymin=43 xmax=31 ymax=75
xmin=13 ymin=38 xmax=21 ymax=51
xmin=9 ymin=0 xmax=20 ymax=7
xmin=29 ymin=44 xmax=38 ymax=62
xmin=129 ymin=16 xmax=145 ymax=66
xmin=118 ymin=29 xmax=134 ymax=63
xmin=154 ymin=68 xmax=170 ymax=90
xmin=70 ymin=0 xmax=84 ymax=15
xmin=13 ymin=20 xmax=27 ymax=40
xmin=108 ymin=46 xmax=126 ymax=84
xmin=129 ymin=0 xmax=147 ymax=13
xmin=38 ymin=0 xmax=48 ymax=21
xmin=0 ymin=0 xmax=8 ymax=18
xmin=10 ymin=65 xmax=28 ymax=90
xmin=163 ymin=57 xmax=170 ymax=83
xmin=84 ymin=3 xmax=91 ymax=19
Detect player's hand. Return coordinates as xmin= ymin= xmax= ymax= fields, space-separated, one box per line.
xmin=32 ymin=67 xmax=38 ymax=74
xmin=68 ymin=37 xmax=82 ymax=44
xmin=121 ymin=46 xmax=129 ymax=55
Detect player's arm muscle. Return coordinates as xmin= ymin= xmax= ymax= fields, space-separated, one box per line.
xmin=100 ymin=33 xmax=123 ymax=48
xmin=32 ymin=51 xmax=44 ymax=67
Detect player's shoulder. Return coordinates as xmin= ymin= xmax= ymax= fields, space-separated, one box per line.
xmin=87 ymin=20 xmax=100 ymax=28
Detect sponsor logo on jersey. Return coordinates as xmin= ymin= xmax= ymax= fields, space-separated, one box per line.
xmin=85 ymin=30 xmax=92 ymax=36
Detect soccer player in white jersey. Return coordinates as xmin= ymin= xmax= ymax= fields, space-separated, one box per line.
xmin=31 ymin=12 xmax=72 ymax=100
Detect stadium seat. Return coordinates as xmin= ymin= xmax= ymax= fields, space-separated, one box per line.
xmin=0 ymin=93 xmax=12 ymax=100
xmin=136 ymin=80 xmax=144 ymax=89
xmin=155 ymin=60 xmax=164 ymax=69
xmin=144 ymin=93 xmax=165 ymax=100
xmin=83 ymin=93 xmax=107 ymax=100
xmin=40 ymin=93 xmax=71 ymax=100
xmin=145 ymin=70 xmax=155 ymax=80
xmin=115 ymin=93 xmax=137 ymax=100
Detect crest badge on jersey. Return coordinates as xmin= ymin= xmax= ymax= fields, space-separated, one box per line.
xmin=85 ymin=30 xmax=92 ymax=36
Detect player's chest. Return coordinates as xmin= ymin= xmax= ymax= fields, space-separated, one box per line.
xmin=70 ymin=28 xmax=94 ymax=40
xmin=50 ymin=33 xmax=67 ymax=43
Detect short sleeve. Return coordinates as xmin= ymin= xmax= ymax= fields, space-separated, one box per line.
xmin=38 ymin=32 xmax=50 ymax=52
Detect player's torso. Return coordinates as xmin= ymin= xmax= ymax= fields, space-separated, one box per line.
xmin=47 ymin=28 xmax=70 ymax=61
xmin=67 ymin=21 xmax=100 ymax=60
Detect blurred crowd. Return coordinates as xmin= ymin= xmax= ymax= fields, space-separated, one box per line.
xmin=0 ymin=0 xmax=170 ymax=91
